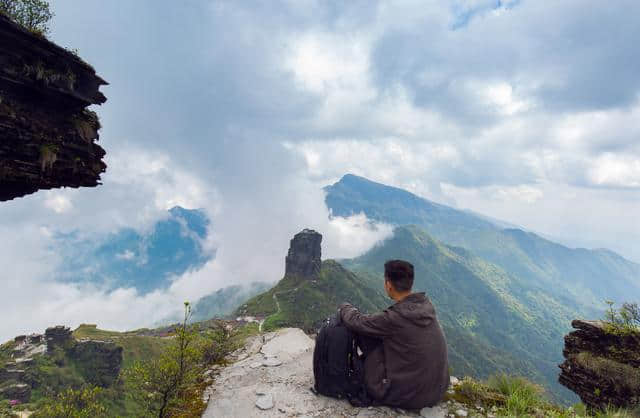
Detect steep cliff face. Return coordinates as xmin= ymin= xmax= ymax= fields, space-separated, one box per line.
xmin=558 ymin=320 xmax=640 ymax=410
xmin=0 ymin=13 xmax=107 ymax=201
xmin=284 ymin=229 xmax=322 ymax=278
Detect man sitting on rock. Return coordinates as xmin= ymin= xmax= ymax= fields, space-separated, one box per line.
xmin=339 ymin=260 xmax=450 ymax=409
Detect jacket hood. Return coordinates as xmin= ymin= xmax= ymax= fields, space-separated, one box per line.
xmin=391 ymin=292 xmax=435 ymax=327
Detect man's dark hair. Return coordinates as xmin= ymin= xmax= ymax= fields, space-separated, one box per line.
xmin=384 ymin=260 xmax=414 ymax=292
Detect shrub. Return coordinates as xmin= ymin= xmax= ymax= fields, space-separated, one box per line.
xmin=604 ymin=301 xmax=640 ymax=334
xmin=31 ymin=386 xmax=107 ymax=418
xmin=0 ymin=0 xmax=54 ymax=35
xmin=124 ymin=302 xmax=207 ymax=418
xmin=0 ymin=399 xmax=18 ymax=417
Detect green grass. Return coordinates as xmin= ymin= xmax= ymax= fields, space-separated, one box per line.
xmin=448 ymin=375 xmax=639 ymax=418
xmin=73 ymin=324 xmax=170 ymax=369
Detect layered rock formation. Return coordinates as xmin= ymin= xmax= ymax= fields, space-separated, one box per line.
xmin=0 ymin=13 xmax=107 ymax=201
xmin=0 ymin=383 xmax=30 ymax=403
xmin=285 ymin=229 xmax=322 ymax=278
xmin=44 ymin=325 xmax=73 ymax=352
xmin=558 ymin=320 xmax=640 ymax=409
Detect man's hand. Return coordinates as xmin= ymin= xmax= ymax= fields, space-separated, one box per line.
xmin=339 ymin=302 xmax=352 ymax=311
xmin=338 ymin=302 xmax=353 ymax=324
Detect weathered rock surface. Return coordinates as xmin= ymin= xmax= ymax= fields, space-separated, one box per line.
xmin=0 ymin=13 xmax=107 ymax=201
xmin=69 ymin=340 xmax=123 ymax=387
xmin=285 ymin=229 xmax=322 ymax=278
xmin=203 ymin=328 xmax=472 ymax=418
xmin=0 ymin=383 xmax=30 ymax=403
xmin=44 ymin=325 xmax=73 ymax=352
xmin=558 ymin=319 xmax=640 ymax=409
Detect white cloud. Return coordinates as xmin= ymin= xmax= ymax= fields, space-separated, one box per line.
xmin=588 ymin=154 xmax=640 ymax=188
xmin=115 ymin=250 xmax=135 ymax=261
xmin=441 ymin=183 xmax=544 ymax=204
xmin=285 ymin=32 xmax=371 ymax=96
xmin=44 ymin=192 xmax=73 ymax=214
xmin=481 ymin=82 xmax=531 ymax=116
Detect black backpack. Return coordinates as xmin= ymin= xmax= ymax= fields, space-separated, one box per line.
xmin=312 ymin=313 xmax=371 ymax=407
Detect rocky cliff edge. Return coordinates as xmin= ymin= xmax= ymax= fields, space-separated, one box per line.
xmin=0 ymin=13 xmax=108 ymax=201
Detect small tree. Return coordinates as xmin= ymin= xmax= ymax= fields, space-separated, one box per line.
xmin=0 ymin=0 xmax=54 ymax=35
xmin=31 ymin=386 xmax=107 ymax=418
xmin=125 ymin=302 xmax=207 ymax=417
xmin=603 ymin=300 xmax=640 ymax=334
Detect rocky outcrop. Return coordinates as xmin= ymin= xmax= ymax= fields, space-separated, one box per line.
xmin=558 ymin=320 xmax=640 ymax=410
xmin=0 ymin=325 xmax=124 ymax=405
xmin=69 ymin=340 xmax=123 ymax=387
xmin=0 ymin=13 xmax=107 ymax=201
xmin=43 ymin=325 xmax=123 ymax=386
xmin=285 ymin=229 xmax=322 ymax=278
xmin=0 ymin=383 xmax=30 ymax=403
xmin=44 ymin=325 xmax=73 ymax=352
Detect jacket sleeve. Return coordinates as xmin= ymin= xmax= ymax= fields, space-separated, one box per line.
xmin=339 ymin=303 xmax=394 ymax=338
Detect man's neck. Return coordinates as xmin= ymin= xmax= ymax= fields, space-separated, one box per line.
xmin=392 ymin=292 xmax=411 ymax=302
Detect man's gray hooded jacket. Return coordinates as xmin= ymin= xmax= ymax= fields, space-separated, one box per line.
xmin=340 ymin=293 xmax=449 ymax=409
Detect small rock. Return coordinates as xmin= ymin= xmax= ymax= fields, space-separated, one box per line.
xmin=262 ymin=357 xmax=283 ymax=367
xmin=455 ymin=409 xmax=468 ymax=417
xmin=256 ymin=393 xmax=274 ymax=410
xmin=249 ymin=361 xmax=262 ymax=369
xmin=420 ymin=405 xmax=446 ymax=418
xmin=450 ymin=376 xmax=460 ymax=386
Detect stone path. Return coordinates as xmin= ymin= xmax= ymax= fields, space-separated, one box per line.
xmin=202 ymin=328 xmax=486 ymax=418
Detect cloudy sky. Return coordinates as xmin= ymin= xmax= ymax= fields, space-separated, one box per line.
xmin=1 ymin=0 xmax=639 ymax=339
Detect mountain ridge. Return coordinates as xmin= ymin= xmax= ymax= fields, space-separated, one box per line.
xmin=325 ymin=174 xmax=640 ymax=308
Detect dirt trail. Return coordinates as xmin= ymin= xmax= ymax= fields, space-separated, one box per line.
xmin=258 ymin=288 xmax=298 ymax=333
